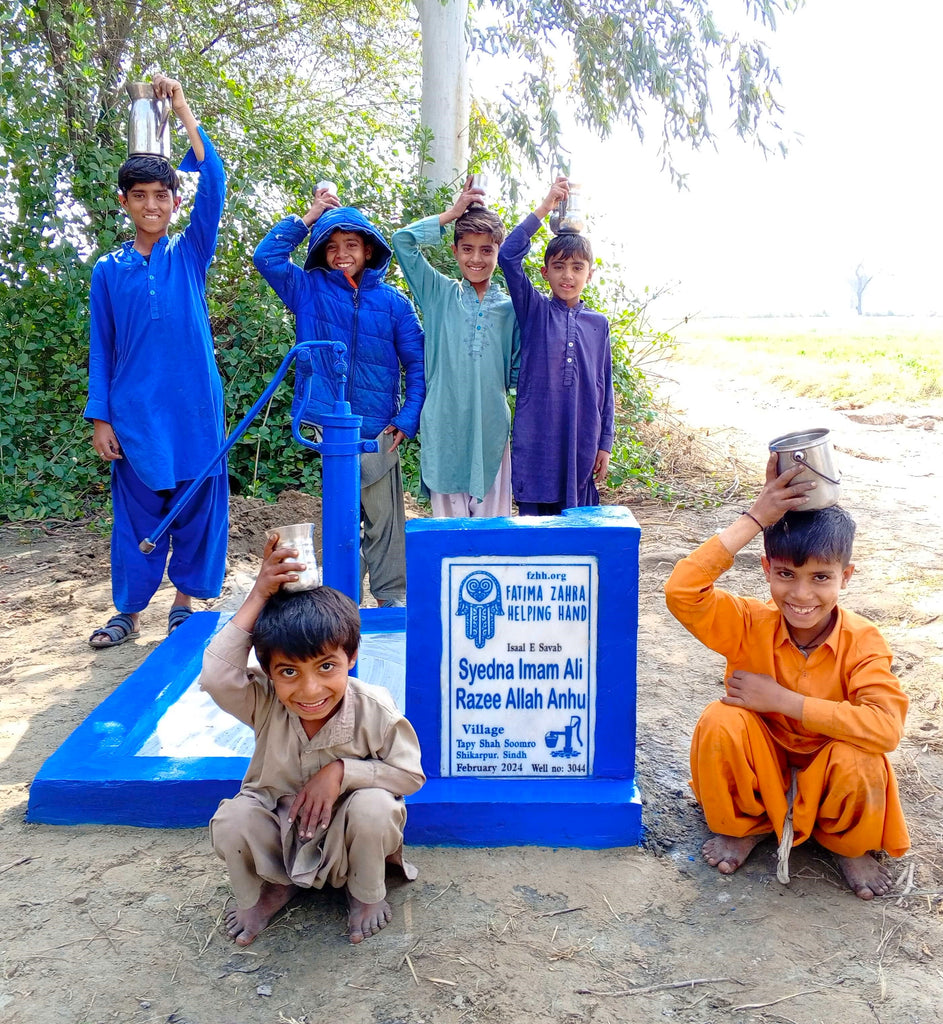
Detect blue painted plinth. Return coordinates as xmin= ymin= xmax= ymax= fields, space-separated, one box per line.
xmin=28 ymin=611 xmax=233 ymax=827
xmin=29 ymin=503 xmax=645 ymax=851
xmin=404 ymin=505 xmax=643 ymax=848
xmin=406 ymin=778 xmax=642 ymax=848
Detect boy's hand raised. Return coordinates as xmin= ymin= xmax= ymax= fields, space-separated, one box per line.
xmin=231 ymin=535 xmax=306 ymax=631
xmin=303 ymin=187 xmax=341 ymax=227
xmin=253 ymin=534 xmax=306 ymax=599
xmin=535 ymin=176 xmax=569 ymax=220
xmin=750 ymin=452 xmax=816 ymax=528
xmin=152 ymin=73 xmax=186 ymax=113
xmin=288 ymin=760 xmax=344 ymax=838
xmin=717 ymin=452 xmax=815 ymax=556
xmin=151 ymin=72 xmax=202 ymax=159
xmin=439 ymin=176 xmax=487 ymax=224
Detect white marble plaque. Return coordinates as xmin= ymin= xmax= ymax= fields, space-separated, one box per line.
xmin=441 ymin=556 xmax=597 ymax=778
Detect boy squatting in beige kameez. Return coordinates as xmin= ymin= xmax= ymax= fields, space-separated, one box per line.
xmin=199 ymin=536 xmax=425 ymax=945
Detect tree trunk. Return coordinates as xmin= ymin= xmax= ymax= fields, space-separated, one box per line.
xmin=415 ymin=0 xmax=469 ymax=187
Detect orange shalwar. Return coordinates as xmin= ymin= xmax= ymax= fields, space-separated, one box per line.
xmin=664 ymin=535 xmax=909 ymax=858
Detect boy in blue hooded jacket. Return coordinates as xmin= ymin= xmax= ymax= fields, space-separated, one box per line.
xmin=254 ymin=188 xmax=425 ymax=606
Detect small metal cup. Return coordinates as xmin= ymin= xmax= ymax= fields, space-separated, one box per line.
xmin=468 ymin=172 xmax=489 ymax=207
xmin=549 ymin=180 xmax=585 ymax=235
xmin=265 ymin=523 xmax=320 ymax=592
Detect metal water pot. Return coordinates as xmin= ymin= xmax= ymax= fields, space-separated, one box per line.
xmin=264 ymin=523 xmax=321 ymax=592
xmin=768 ymin=428 xmax=842 ymax=510
xmin=548 ymin=182 xmax=585 ymax=235
xmin=126 ymin=82 xmax=172 ymax=158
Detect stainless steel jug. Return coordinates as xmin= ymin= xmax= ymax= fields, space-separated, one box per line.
xmin=126 ymin=82 xmax=172 ymax=158
xmin=549 ymin=181 xmax=585 ymax=235
xmin=768 ymin=428 xmax=842 ymax=510
xmin=264 ymin=523 xmax=321 ymax=592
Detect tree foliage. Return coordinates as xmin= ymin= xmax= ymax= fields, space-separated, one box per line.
xmin=473 ymin=0 xmax=802 ymax=182
xmin=1 ymin=0 xmax=778 ymax=521
xmin=0 ymin=0 xmax=424 ymax=519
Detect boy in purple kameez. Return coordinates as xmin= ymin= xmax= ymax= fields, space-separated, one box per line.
xmin=497 ymin=178 xmax=614 ymax=515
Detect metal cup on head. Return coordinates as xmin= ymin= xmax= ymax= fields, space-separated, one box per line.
xmin=467 ymin=172 xmax=489 ymax=207
xmin=265 ymin=523 xmax=320 ymax=592
xmin=768 ymin=428 xmax=842 ymax=510
xmin=549 ymin=179 xmax=585 ymax=235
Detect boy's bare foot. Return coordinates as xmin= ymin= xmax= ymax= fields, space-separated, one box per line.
xmin=224 ymin=882 xmax=297 ymax=946
xmin=346 ymin=889 xmax=392 ymax=944
xmin=702 ymin=833 xmax=768 ymax=874
xmin=835 ymin=853 xmax=893 ymax=900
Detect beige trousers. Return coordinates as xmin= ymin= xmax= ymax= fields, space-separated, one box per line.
xmin=210 ymin=787 xmax=412 ymax=907
xmin=429 ymin=442 xmax=512 ymax=518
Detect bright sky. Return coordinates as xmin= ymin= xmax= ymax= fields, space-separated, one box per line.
xmin=493 ymin=0 xmax=943 ymax=318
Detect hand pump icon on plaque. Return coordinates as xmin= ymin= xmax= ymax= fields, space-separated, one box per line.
xmin=545 ymin=716 xmax=583 ymax=758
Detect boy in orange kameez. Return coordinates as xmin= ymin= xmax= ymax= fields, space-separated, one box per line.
xmin=665 ymin=455 xmax=909 ymax=900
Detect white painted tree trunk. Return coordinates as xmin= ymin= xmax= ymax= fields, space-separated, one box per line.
xmin=415 ymin=0 xmax=469 ymax=187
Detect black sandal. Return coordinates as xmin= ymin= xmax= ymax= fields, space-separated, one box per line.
xmin=89 ymin=613 xmax=140 ymax=649
xmin=167 ymin=605 xmax=193 ymax=635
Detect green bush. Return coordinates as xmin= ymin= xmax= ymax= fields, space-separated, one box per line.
xmin=606 ymin=292 xmax=675 ymax=497
xmin=0 ymin=81 xmax=669 ymax=524
xmin=0 ymin=253 xmax=105 ymax=521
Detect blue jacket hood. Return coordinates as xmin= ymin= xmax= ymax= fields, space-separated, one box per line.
xmin=304 ymin=206 xmax=393 ymax=274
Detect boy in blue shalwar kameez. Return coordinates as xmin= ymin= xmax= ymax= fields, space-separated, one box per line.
xmin=85 ymin=74 xmax=228 ymax=648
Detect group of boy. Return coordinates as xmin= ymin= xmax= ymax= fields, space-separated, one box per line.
xmin=82 ymin=77 xmax=910 ymax=947
xmin=87 ymin=79 xmax=612 ymax=645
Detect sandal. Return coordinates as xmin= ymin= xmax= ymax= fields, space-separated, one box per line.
xmin=89 ymin=613 xmax=139 ymax=649
xmin=167 ymin=605 xmax=193 ymax=635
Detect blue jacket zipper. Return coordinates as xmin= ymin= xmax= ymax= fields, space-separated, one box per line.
xmin=346 ymin=285 xmax=360 ymax=405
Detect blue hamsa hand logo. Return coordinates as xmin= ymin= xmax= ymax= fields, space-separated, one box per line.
xmin=456 ymin=570 xmax=503 ymax=649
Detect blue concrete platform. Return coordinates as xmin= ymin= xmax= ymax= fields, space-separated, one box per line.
xmin=26 ymin=608 xmax=406 ymax=828
xmin=28 ymin=506 xmax=644 ymax=849
xmin=406 ymin=778 xmax=642 ymax=848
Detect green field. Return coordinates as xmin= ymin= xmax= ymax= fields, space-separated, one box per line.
xmin=667 ymin=317 xmax=943 ymax=406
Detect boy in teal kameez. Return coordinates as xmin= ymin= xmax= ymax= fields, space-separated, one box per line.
xmin=392 ymin=182 xmax=520 ymax=517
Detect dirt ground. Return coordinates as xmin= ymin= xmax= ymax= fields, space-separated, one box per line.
xmin=1 ymin=348 xmax=942 ymax=1024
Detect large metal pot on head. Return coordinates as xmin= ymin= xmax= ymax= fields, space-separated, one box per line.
xmin=126 ymin=82 xmax=172 ymax=158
